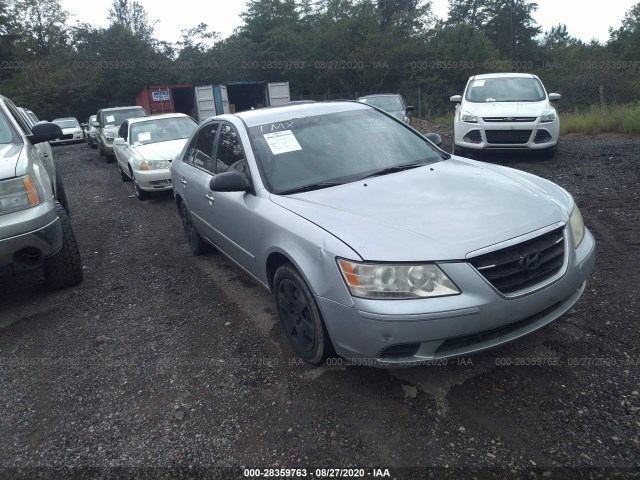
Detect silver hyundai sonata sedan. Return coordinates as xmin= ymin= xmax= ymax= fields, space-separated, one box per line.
xmin=171 ymin=101 xmax=595 ymax=367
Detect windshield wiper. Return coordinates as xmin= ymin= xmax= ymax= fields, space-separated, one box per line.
xmin=358 ymin=163 xmax=424 ymax=180
xmin=278 ymin=181 xmax=344 ymax=195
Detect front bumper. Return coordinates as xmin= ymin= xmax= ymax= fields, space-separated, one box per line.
xmin=0 ymin=198 xmax=63 ymax=274
xmin=134 ymin=168 xmax=172 ymax=192
xmin=454 ymin=118 xmax=559 ymax=151
xmin=317 ymin=228 xmax=595 ymax=367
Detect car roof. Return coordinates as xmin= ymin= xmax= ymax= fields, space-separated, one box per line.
xmin=53 ymin=117 xmax=79 ymax=121
xmin=226 ymin=101 xmax=371 ymax=128
xmin=98 ymin=106 xmax=146 ymax=112
xmin=127 ymin=113 xmax=191 ymax=125
xmin=358 ymin=94 xmax=402 ymax=98
xmin=472 ymin=72 xmax=538 ymax=80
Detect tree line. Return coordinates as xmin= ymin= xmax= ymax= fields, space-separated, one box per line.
xmin=1 ymin=0 xmax=639 ymax=120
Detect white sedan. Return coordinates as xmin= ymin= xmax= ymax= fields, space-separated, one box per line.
xmin=50 ymin=117 xmax=84 ymax=145
xmin=113 ymin=113 xmax=198 ymax=200
xmin=450 ymin=73 xmax=561 ymax=158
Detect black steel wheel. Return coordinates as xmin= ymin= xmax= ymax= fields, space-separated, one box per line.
xmin=273 ymin=263 xmax=332 ymax=364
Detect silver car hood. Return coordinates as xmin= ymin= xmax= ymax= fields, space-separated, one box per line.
xmin=270 ymin=158 xmax=571 ymax=261
xmin=0 ymin=144 xmax=23 ymax=179
xmin=131 ymin=139 xmax=187 ymax=160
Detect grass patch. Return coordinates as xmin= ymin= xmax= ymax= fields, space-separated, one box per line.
xmin=560 ymin=103 xmax=640 ymax=135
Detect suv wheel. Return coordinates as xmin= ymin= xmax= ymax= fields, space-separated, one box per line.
xmin=43 ymin=202 xmax=83 ymax=289
xmin=55 ymin=173 xmax=70 ymax=215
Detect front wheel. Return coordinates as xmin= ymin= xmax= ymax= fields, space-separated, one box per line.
xmin=43 ymin=202 xmax=83 ymax=289
xmin=273 ymin=263 xmax=333 ymax=364
xmin=132 ymin=173 xmax=150 ymax=200
xmin=119 ymin=164 xmax=130 ymax=182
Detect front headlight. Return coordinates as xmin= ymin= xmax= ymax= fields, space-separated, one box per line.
xmin=337 ymin=259 xmax=460 ymax=300
xmin=0 ymin=175 xmax=41 ymax=215
xmin=139 ymin=160 xmax=171 ymax=170
xmin=460 ymin=111 xmax=477 ymax=123
xmin=569 ymin=205 xmax=585 ymax=248
xmin=540 ymin=109 xmax=557 ymax=123
xmin=105 ymin=132 xmax=117 ymax=140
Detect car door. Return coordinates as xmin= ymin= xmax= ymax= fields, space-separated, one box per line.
xmin=174 ymin=121 xmax=219 ymax=242
xmin=114 ymin=121 xmax=129 ymax=172
xmin=204 ymin=122 xmax=259 ymax=273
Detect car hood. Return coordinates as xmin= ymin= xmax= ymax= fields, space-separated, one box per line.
xmin=131 ymin=139 xmax=187 ymax=160
xmin=270 ymin=158 xmax=571 ymax=261
xmin=464 ymin=101 xmax=550 ymax=118
xmin=0 ymin=144 xmax=23 ymax=179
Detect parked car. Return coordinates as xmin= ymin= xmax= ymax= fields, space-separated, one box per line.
xmin=83 ymin=115 xmax=97 ymax=148
xmin=114 ymin=113 xmax=197 ymax=200
xmin=0 ymin=94 xmax=83 ymax=288
xmin=17 ymin=107 xmax=57 ymax=196
xmin=94 ymin=106 xmax=148 ymax=163
xmin=450 ymin=73 xmax=561 ymax=158
xmin=50 ymin=117 xmax=84 ymax=145
xmin=171 ymin=101 xmax=595 ymax=367
xmin=356 ymin=93 xmax=414 ymax=124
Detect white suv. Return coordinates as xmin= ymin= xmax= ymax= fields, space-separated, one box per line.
xmin=450 ymin=73 xmax=560 ymax=158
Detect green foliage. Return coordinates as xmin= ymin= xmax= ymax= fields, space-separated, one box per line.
xmin=560 ymin=103 xmax=640 ymax=135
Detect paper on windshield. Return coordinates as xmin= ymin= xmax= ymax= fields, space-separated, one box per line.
xmin=105 ymin=115 xmax=115 ymax=122
xmin=471 ymin=80 xmax=485 ymax=87
xmin=137 ymin=132 xmax=151 ymax=142
xmin=263 ymin=130 xmax=302 ymax=155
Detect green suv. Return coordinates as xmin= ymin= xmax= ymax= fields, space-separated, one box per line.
xmin=94 ymin=106 xmax=147 ymax=163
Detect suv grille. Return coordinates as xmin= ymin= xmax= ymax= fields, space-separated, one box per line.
xmin=485 ymin=130 xmax=533 ymax=144
xmin=483 ymin=117 xmax=537 ymax=122
xmin=469 ymin=227 xmax=565 ymax=294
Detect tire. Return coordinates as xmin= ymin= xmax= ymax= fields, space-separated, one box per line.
xmin=119 ymin=164 xmax=130 ymax=182
xmin=132 ymin=173 xmax=150 ymax=200
xmin=540 ymin=145 xmax=557 ymax=159
xmin=43 ymin=202 xmax=83 ymax=289
xmin=98 ymin=143 xmax=105 ymax=156
xmin=106 ymin=154 xmax=114 ymax=164
xmin=91 ymin=142 xmax=97 ymax=149
xmin=273 ymin=263 xmax=333 ymax=364
xmin=179 ymin=202 xmax=210 ymax=256
xmin=55 ymin=173 xmax=70 ymax=215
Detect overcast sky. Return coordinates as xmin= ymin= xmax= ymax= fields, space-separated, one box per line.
xmin=58 ymin=0 xmax=636 ymax=45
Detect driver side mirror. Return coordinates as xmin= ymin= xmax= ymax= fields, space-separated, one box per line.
xmin=27 ymin=122 xmax=63 ymax=144
xmin=113 ymin=137 xmax=126 ymax=145
xmin=209 ymin=170 xmax=250 ymax=193
xmin=425 ymin=133 xmax=442 ymax=147
xmin=406 ymin=106 xmax=415 ymax=113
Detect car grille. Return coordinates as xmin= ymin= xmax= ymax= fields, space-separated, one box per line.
xmin=434 ymin=295 xmax=569 ymax=355
xmin=469 ymin=227 xmax=565 ymax=294
xmin=59 ymin=134 xmax=73 ymax=140
xmin=483 ymin=117 xmax=537 ymax=122
xmin=380 ymin=343 xmax=420 ymax=359
xmin=485 ymin=130 xmax=533 ymax=144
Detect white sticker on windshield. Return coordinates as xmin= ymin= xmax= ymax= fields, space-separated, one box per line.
xmin=105 ymin=115 xmax=115 ymax=122
xmin=263 ymin=130 xmax=302 ymax=155
xmin=471 ymin=80 xmax=485 ymax=87
xmin=137 ymin=132 xmax=151 ymax=142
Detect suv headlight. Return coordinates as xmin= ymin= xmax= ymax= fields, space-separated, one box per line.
xmin=139 ymin=160 xmax=170 ymax=170
xmin=460 ymin=111 xmax=477 ymax=123
xmin=540 ymin=109 xmax=557 ymax=123
xmin=105 ymin=132 xmax=117 ymax=140
xmin=0 ymin=175 xmax=41 ymax=215
xmin=337 ymin=259 xmax=460 ymax=299
xmin=569 ymin=205 xmax=585 ymax=248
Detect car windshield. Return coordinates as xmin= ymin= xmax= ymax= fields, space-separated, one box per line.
xmin=249 ymin=108 xmax=444 ymax=194
xmin=360 ymin=96 xmax=404 ymax=111
xmin=466 ymin=77 xmax=546 ymax=102
xmin=103 ymin=109 xmax=146 ymax=126
xmin=130 ymin=117 xmax=197 ymax=145
xmin=54 ymin=120 xmax=79 ymax=129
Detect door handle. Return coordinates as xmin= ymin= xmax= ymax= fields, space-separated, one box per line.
xmin=180 ymin=179 xmax=187 ymax=186
xmin=205 ymin=193 xmax=215 ymax=202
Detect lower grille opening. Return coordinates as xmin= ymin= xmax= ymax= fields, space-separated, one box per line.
xmin=380 ymin=343 xmax=420 ymax=359
xmin=435 ymin=297 xmax=568 ymax=355
xmin=534 ymin=129 xmax=552 ymax=144
xmin=485 ymin=130 xmax=533 ymax=144
xmin=463 ymin=130 xmax=482 ymax=143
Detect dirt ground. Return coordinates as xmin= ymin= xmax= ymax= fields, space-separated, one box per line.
xmin=0 ymin=136 xmax=639 ymax=479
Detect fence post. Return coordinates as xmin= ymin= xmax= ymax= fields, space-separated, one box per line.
xmin=418 ymin=86 xmax=422 ymax=121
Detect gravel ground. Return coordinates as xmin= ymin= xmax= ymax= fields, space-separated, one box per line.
xmin=0 ymin=136 xmax=639 ymax=480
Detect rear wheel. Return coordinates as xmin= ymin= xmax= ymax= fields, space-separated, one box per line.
xmin=43 ymin=202 xmax=83 ymax=289
xmin=179 ymin=202 xmax=210 ymax=256
xmin=273 ymin=263 xmax=333 ymax=364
